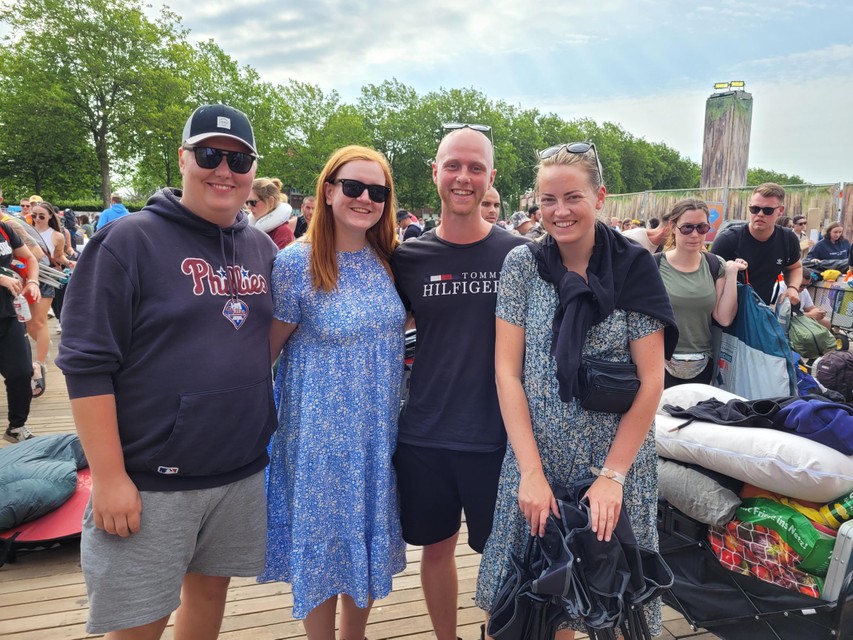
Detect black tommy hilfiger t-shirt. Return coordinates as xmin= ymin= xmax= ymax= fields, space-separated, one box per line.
xmin=391 ymin=226 xmax=529 ymax=452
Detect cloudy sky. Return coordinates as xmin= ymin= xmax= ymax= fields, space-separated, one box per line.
xmin=160 ymin=0 xmax=851 ymax=185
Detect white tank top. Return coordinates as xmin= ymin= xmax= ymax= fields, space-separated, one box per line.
xmin=39 ymin=229 xmax=56 ymax=253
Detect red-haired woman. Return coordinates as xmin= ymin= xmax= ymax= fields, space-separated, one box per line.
xmin=260 ymin=146 xmax=406 ymax=638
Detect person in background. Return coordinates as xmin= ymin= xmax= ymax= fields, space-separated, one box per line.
xmin=397 ymin=208 xmax=423 ymax=242
xmin=508 ymin=211 xmax=534 ymax=237
xmin=797 ymin=270 xmax=830 ymax=329
xmin=246 ymin=177 xmax=295 ymax=250
xmin=622 ymin=211 xmax=674 ymax=253
xmin=792 ymin=215 xmax=813 ymax=259
xmin=261 ymin=145 xmax=406 ymax=638
xmin=777 ymin=216 xmax=794 ymax=229
xmin=648 ymin=217 xmax=660 ymax=229
xmin=79 ymin=214 xmax=95 ymax=239
xmin=0 ymin=219 xmax=40 ymax=442
xmin=291 ymin=196 xmax=316 ymax=239
xmin=28 ymin=201 xmax=72 ymax=397
xmin=711 ymin=183 xmax=802 ymax=307
xmin=476 ymin=141 xmax=677 ymax=638
xmin=808 ymin=221 xmax=849 ymax=261
xmin=97 ymin=193 xmax=130 ymax=230
xmin=480 ymin=187 xmax=501 ymax=225
xmin=610 ymin=216 xmax=621 ymax=231
xmin=656 ymin=199 xmax=745 ymax=388
xmin=525 ymin=205 xmax=545 ymax=240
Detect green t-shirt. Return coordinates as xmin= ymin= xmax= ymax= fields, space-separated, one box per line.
xmin=659 ymin=252 xmax=725 ymax=355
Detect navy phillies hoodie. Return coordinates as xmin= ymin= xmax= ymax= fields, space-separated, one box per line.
xmin=57 ymin=188 xmax=279 ymax=491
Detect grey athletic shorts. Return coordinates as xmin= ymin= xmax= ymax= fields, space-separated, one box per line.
xmin=82 ymin=470 xmax=267 ymax=634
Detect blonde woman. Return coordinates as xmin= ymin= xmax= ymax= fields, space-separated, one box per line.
xmin=261 ymin=146 xmax=406 ymax=638
xmin=246 ymin=177 xmax=294 ymax=249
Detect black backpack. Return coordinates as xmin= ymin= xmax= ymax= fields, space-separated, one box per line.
xmin=814 ymin=351 xmax=853 ymax=400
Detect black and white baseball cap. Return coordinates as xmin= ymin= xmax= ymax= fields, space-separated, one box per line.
xmin=181 ymin=104 xmax=258 ymax=155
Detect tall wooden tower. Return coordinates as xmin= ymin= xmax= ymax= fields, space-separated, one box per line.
xmin=700 ymin=82 xmax=753 ymax=188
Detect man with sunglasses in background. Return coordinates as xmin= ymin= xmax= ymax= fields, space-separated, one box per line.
xmin=57 ymin=104 xmax=278 ymax=640
xmin=391 ymin=124 xmax=528 ymax=640
xmin=711 ymin=182 xmax=802 ymax=306
xmin=96 ymin=193 xmax=130 ymax=230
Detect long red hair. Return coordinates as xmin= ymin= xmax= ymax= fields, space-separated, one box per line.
xmin=306 ymin=146 xmax=398 ymax=291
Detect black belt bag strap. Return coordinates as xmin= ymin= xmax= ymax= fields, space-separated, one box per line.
xmin=578 ymin=357 xmax=640 ymax=414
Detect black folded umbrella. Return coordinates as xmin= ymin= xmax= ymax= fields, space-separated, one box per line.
xmin=488 ymin=477 xmax=674 ymax=640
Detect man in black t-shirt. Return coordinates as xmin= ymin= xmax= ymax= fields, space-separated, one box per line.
xmin=0 ymin=220 xmax=41 ymax=442
xmin=391 ymin=126 xmax=528 ymax=640
xmin=711 ymin=183 xmax=802 ymax=306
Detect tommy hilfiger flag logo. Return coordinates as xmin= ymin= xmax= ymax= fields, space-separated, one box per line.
xmin=425 ymin=273 xmax=458 ymax=283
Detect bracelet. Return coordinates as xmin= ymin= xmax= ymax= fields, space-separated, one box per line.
xmin=591 ymin=466 xmax=626 ymax=486
xmin=26 ymin=279 xmax=39 ymax=285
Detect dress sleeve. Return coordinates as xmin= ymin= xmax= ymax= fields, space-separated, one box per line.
xmin=272 ymin=245 xmax=304 ymax=324
xmin=627 ymin=311 xmax=667 ymax=343
xmin=496 ymin=245 xmax=531 ymax=328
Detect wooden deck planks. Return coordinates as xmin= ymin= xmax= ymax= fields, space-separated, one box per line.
xmin=0 ymin=320 xmax=711 ymax=638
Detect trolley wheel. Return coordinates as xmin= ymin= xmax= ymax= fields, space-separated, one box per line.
xmin=837 ymin=333 xmax=850 ymax=351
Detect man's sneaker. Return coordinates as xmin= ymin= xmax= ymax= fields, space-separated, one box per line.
xmin=4 ymin=425 xmax=35 ymax=443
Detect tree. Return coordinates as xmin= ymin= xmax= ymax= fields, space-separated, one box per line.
xmin=1 ymin=0 xmax=189 ymax=205
xmin=747 ymin=167 xmax=805 ymax=186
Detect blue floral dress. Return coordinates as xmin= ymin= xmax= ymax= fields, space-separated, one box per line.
xmin=475 ymin=245 xmax=665 ymax=634
xmin=259 ymin=242 xmax=407 ymax=619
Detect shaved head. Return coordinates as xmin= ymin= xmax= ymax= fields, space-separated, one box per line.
xmin=436 ymin=128 xmax=494 ymax=172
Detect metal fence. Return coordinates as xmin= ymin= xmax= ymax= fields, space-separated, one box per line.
xmin=605 ymin=182 xmax=852 ymax=238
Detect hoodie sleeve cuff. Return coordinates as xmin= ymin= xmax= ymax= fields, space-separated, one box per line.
xmin=64 ymin=373 xmax=116 ymax=399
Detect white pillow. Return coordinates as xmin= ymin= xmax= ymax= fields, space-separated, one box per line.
xmin=656 ymin=413 xmax=853 ymax=502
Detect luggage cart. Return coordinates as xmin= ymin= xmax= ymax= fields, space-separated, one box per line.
xmin=656 ymin=500 xmax=853 ymax=639
xmin=811 ymin=281 xmax=853 ymax=351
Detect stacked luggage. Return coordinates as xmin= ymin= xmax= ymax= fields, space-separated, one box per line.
xmin=654 ymin=384 xmax=853 ymax=639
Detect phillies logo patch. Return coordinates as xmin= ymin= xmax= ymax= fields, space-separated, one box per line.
xmin=223 ymin=298 xmax=249 ymax=330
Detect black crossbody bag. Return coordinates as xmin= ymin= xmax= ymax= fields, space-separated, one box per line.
xmin=578 ymin=357 xmax=640 ymax=414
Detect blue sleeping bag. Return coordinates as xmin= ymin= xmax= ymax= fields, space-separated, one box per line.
xmin=0 ymin=434 xmax=87 ymax=531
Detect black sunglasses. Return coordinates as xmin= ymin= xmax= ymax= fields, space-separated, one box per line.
xmin=33 ymin=214 xmax=49 ymax=220
xmin=245 ymin=199 xmax=259 ymax=208
xmin=539 ymin=142 xmax=604 ymax=187
xmin=794 ymin=221 xmax=806 ymax=226
xmin=677 ymin=222 xmax=711 ymax=235
xmin=185 ymin=146 xmax=257 ymax=174
xmin=329 ymin=178 xmax=391 ymax=203
xmin=442 ymin=122 xmax=494 ymax=145
xmin=748 ymin=205 xmax=780 ymax=216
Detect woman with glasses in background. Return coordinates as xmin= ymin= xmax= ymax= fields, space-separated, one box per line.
xmin=246 ymin=177 xmax=295 ymax=249
xmin=477 ymin=142 xmax=678 ymax=638
xmin=260 ymin=145 xmax=406 ymax=638
xmin=657 ymin=199 xmax=745 ymax=388
xmin=28 ymin=201 xmax=73 ymax=396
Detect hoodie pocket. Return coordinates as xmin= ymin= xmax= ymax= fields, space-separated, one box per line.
xmin=147 ymin=378 xmax=276 ymax=477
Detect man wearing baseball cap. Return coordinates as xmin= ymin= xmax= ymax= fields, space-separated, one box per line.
xmin=57 ymin=104 xmax=278 ymax=639
xmin=397 ymin=208 xmax=422 ymax=242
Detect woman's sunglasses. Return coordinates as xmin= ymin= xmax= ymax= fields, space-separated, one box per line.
xmin=539 ymin=142 xmax=604 ymax=186
xmin=677 ymin=223 xmax=711 ymax=235
xmin=245 ymin=200 xmax=259 ymax=208
xmin=33 ymin=214 xmax=49 ymax=220
xmin=185 ymin=146 xmax=256 ymax=174
xmin=329 ymin=178 xmax=391 ymax=203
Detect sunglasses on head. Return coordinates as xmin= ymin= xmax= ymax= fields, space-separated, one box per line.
xmin=329 ymin=178 xmax=391 ymax=203
xmin=184 ymin=146 xmax=257 ymax=174
xmin=748 ymin=205 xmax=780 ymax=216
xmin=677 ymin=222 xmax=711 ymax=235
xmin=539 ymin=142 xmax=604 ymax=187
